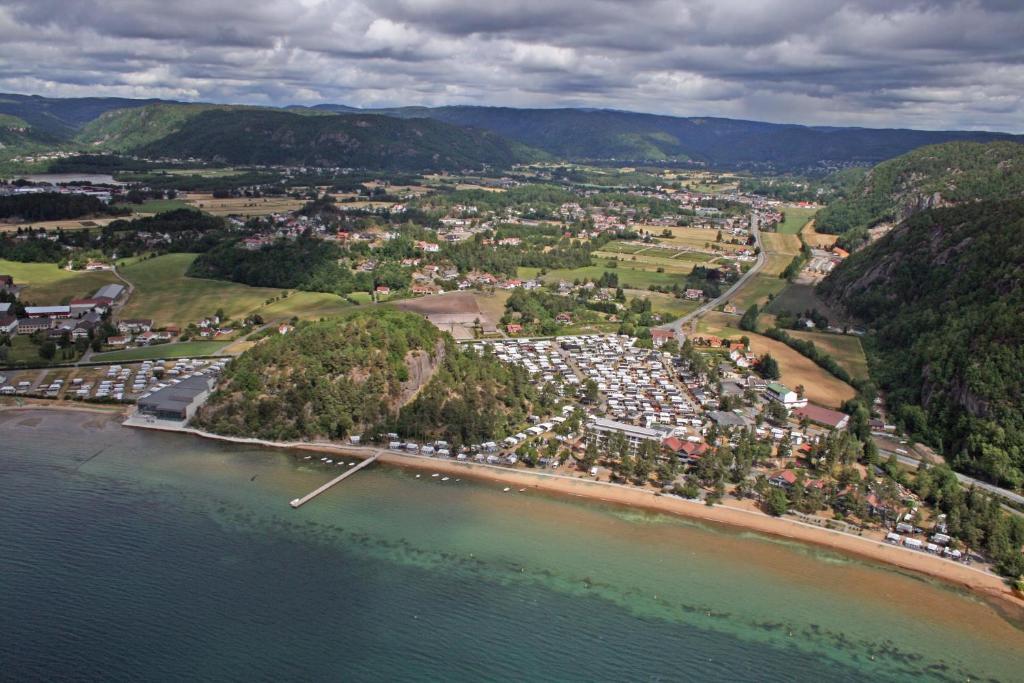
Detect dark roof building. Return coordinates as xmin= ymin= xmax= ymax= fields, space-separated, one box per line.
xmin=136 ymin=375 xmax=214 ymax=423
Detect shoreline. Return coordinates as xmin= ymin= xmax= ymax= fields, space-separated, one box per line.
xmin=108 ymin=414 xmax=1024 ymax=621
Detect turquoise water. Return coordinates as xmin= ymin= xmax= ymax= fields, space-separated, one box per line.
xmin=3 ymin=410 xmax=1023 ymax=681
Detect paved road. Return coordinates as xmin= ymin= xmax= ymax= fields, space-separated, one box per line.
xmin=876 ymin=443 xmax=1024 ymax=513
xmin=659 ymin=210 xmax=765 ymax=334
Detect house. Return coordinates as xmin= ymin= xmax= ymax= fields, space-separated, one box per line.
xmin=106 ymin=335 xmax=130 ymax=346
xmin=375 ymin=285 xmax=391 ymax=295
xmin=0 ymin=315 xmax=17 ymax=336
xmin=555 ymin=312 xmax=573 ymax=324
xmin=793 ymin=404 xmax=850 ymax=430
xmin=278 ymin=323 xmax=293 ymax=335
xmin=651 ymin=328 xmax=678 ymax=348
xmin=684 ymin=288 xmax=704 ymax=300
xmin=765 ymin=382 xmax=808 ymax=409
xmin=587 ymin=417 xmax=670 ymax=456
xmin=506 ymin=323 xmax=523 ymax=335
xmin=68 ymin=298 xmax=109 ymax=316
xmin=118 ymin=319 xmax=153 ymax=334
xmin=769 ymin=469 xmax=799 ymax=488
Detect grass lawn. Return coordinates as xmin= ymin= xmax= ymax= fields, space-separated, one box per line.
xmin=775 ymin=206 xmax=818 ymax=234
xmin=789 ymin=330 xmax=870 ymax=380
xmin=118 ymin=253 xmax=351 ymax=328
xmin=0 ymin=259 xmax=120 ymax=304
xmin=594 ymin=252 xmax=696 ymax=274
xmin=623 ymin=289 xmax=700 ymax=321
xmin=126 ymin=199 xmax=191 ymax=214
xmin=91 ymin=341 xmax=229 ymax=362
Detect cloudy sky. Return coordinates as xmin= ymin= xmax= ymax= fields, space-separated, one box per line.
xmin=0 ymin=0 xmax=1022 ymax=131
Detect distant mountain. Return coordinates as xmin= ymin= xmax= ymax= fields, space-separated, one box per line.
xmin=128 ymin=108 xmax=543 ymax=170
xmin=2 ymin=92 xmax=1023 ymax=172
xmin=819 ymin=199 xmax=1024 ymax=488
xmin=0 ymin=93 xmax=170 ymax=138
xmin=815 ymin=141 xmax=1024 ymax=246
xmin=317 ymin=105 xmax=1023 ymax=171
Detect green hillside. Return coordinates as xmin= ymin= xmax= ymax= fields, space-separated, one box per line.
xmin=131 ymin=108 xmax=543 ymax=170
xmin=76 ymin=103 xmax=231 ymax=151
xmin=819 ymin=200 xmax=1024 ymax=488
xmin=815 ymin=141 xmax=1024 ymax=247
xmin=193 ymin=308 xmax=540 ymax=445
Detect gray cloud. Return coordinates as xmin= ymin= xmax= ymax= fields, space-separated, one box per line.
xmin=0 ymin=0 xmax=1021 ymax=131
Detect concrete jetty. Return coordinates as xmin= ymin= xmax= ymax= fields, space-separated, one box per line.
xmin=289 ymin=452 xmax=380 ymax=508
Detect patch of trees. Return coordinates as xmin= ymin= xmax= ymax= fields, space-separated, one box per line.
xmin=187 ymin=234 xmax=380 ymax=295
xmin=0 ymin=234 xmax=66 ymax=262
xmin=393 ymin=341 xmax=540 ymax=449
xmin=99 ymin=208 xmax=228 ymax=255
xmin=0 ymin=193 xmax=129 ymax=221
xmin=194 ymin=310 xmax=441 ymax=440
xmin=780 ymin=242 xmax=812 ymax=281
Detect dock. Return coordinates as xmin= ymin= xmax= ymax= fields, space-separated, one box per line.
xmin=289 ymin=452 xmax=380 ymax=508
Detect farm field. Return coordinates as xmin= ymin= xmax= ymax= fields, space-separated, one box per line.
xmin=0 ymin=259 xmax=120 ymax=303
xmin=726 ymin=232 xmax=803 ymax=311
xmin=766 ymin=283 xmax=850 ymax=325
xmin=789 ymin=330 xmax=870 ymax=381
xmin=521 ymin=264 xmax=684 ymax=290
xmin=801 ymin=219 xmax=839 ymax=249
xmin=125 ymin=198 xmax=191 ymax=214
xmin=698 ymin=312 xmax=856 ymax=407
xmin=645 ymin=225 xmax=749 ymax=253
xmin=183 ymin=193 xmax=306 ymax=217
xmin=774 ymin=206 xmax=818 ymax=234
xmin=117 ymin=254 xmax=351 ymax=328
xmin=0 ymin=216 xmax=123 ymax=233
xmin=593 ymin=251 xmax=698 ymax=274
xmin=91 ymin=341 xmax=229 ymax=362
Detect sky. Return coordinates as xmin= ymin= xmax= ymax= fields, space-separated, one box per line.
xmin=0 ymin=0 xmax=1022 ymax=132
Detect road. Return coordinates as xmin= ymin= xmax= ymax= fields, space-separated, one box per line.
xmin=659 ymin=210 xmax=766 ymax=334
xmin=874 ymin=441 xmax=1024 ymax=513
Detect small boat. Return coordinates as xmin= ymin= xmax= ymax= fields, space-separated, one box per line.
xmin=519 ymin=488 xmax=526 ymax=492
xmin=503 ymin=487 xmax=511 ymax=492
xmin=303 ymin=456 xmax=311 ymax=460
xmin=441 ymin=477 xmax=450 ymax=482
xmin=431 ymin=473 xmax=440 ymax=478
xmin=348 ymin=462 xmax=355 ymax=466
xmin=415 ymin=474 xmax=421 ymax=478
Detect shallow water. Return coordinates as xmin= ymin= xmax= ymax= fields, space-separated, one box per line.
xmin=3 ymin=410 xmax=1022 ymax=681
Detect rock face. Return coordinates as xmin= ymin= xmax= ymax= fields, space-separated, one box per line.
xmin=815 ymin=141 xmax=1024 ymax=245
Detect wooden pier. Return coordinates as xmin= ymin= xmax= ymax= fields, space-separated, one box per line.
xmin=289 ymin=452 xmax=380 ymax=508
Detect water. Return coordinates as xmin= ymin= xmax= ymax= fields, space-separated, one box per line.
xmin=3 ymin=410 xmax=1023 ymax=681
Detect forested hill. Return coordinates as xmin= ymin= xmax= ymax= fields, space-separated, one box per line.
xmin=819 ymin=200 xmax=1024 ymax=488
xmin=131 ymin=108 xmax=542 ymax=171
xmin=194 ymin=309 xmax=539 ymax=446
xmin=326 ymin=104 xmax=1024 ymax=170
xmin=815 ymin=141 xmax=1024 ymax=246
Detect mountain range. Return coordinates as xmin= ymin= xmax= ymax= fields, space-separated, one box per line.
xmin=2 ymin=92 xmax=1023 ymax=172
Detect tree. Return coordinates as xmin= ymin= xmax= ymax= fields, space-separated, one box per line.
xmin=739 ymin=304 xmax=760 ymax=332
xmin=38 ymin=341 xmax=56 ymax=360
xmin=765 ymin=486 xmax=789 ymax=516
xmin=583 ymin=379 xmax=599 ymax=404
xmin=754 ymin=353 xmax=781 ymax=380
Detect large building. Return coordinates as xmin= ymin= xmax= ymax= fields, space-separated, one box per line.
xmin=136 ymin=375 xmax=214 ymax=422
xmin=586 ymin=417 xmax=671 ymax=455
xmin=93 ymin=283 xmax=126 ymax=302
xmin=765 ymin=382 xmax=808 ymax=409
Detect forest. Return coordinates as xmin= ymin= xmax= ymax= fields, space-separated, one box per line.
xmin=820 ymin=200 xmax=1024 ymax=488
xmin=0 ymin=192 xmax=129 ymax=221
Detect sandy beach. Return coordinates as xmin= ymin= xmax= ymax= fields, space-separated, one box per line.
xmin=107 ymin=413 xmax=1024 ymax=620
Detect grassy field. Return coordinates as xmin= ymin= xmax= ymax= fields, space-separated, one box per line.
xmin=0 ymin=217 xmax=122 ymax=233
xmin=0 ymin=259 xmax=120 ymax=303
xmin=789 ymin=330 xmax=870 ymax=381
xmin=126 ymin=199 xmax=191 ymax=214
xmin=594 ymin=251 xmax=698 ymax=274
xmin=92 ymin=341 xmax=229 ymax=362
xmin=623 ymin=289 xmax=700 ymax=321
xmin=775 ymin=206 xmax=818 ymax=234
xmin=725 ymin=232 xmax=803 ymax=311
xmin=118 ymin=254 xmax=351 ymax=328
